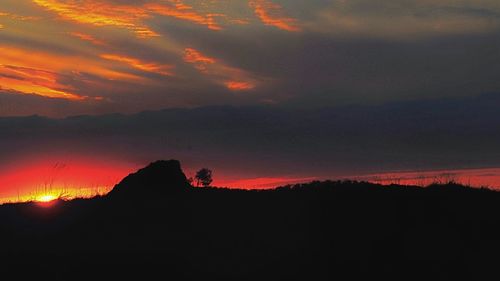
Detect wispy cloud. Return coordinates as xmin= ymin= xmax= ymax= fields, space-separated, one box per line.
xmin=0 ymin=64 xmax=83 ymax=100
xmin=101 ymin=54 xmax=175 ymax=76
xmin=0 ymin=45 xmax=150 ymax=100
xmin=33 ymin=0 xmax=226 ymax=38
xmin=224 ymin=81 xmax=255 ymax=91
xmin=33 ymin=0 xmax=158 ymax=37
xmin=183 ymin=47 xmax=216 ymax=72
xmin=146 ymin=1 xmax=222 ymax=31
xmin=183 ymin=48 xmax=257 ymax=91
xmin=2 ymin=0 xmax=500 ymax=116
xmin=249 ymin=0 xmax=301 ymax=32
xmin=69 ymin=32 xmax=107 ymax=46
xmin=0 ymin=10 xmax=40 ymax=21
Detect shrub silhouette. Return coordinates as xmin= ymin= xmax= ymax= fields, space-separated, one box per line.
xmin=195 ymin=168 xmax=213 ymax=187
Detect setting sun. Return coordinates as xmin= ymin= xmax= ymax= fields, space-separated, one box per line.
xmin=36 ymin=194 xmax=57 ymax=202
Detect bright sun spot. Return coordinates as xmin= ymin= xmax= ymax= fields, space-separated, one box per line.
xmin=37 ymin=194 xmax=57 ymax=202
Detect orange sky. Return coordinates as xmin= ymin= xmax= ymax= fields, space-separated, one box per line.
xmin=0 ymin=156 xmax=138 ymax=203
xmin=1 ymin=0 xmax=500 ymax=116
xmin=0 ymin=0 xmax=296 ymax=107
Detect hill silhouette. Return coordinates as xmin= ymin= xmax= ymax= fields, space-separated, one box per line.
xmin=107 ymin=160 xmax=191 ymax=200
xmin=1 ymin=160 xmax=500 ymax=280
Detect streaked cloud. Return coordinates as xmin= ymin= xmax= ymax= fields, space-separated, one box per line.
xmin=183 ymin=48 xmax=257 ymax=91
xmin=33 ymin=0 xmax=158 ymax=37
xmin=32 ymin=0 xmax=226 ymax=38
xmin=0 ymin=64 xmax=83 ymax=100
xmin=0 ymin=0 xmax=500 ymax=116
xmin=69 ymin=32 xmax=107 ymax=46
xmin=145 ymin=1 xmax=222 ymax=31
xmin=216 ymin=176 xmax=317 ymax=189
xmin=249 ymin=0 xmax=301 ymax=32
xmin=224 ymin=81 xmax=255 ymax=91
xmin=101 ymin=54 xmax=175 ymax=76
xmin=0 ymin=44 xmax=150 ymax=100
xmin=183 ymin=47 xmax=216 ymax=72
xmin=0 ymin=10 xmax=40 ymax=21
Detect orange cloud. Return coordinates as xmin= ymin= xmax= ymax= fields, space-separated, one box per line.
xmin=33 ymin=0 xmax=158 ymax=37
xmin=0 ymin=45 xmax=152 ymax=100
xmin=249 ymin=0 xmax=301 ymax=32
xmin=0 ymin=45 xmax=141 ymax=82
xmin=224 ymin=81 xmax=255 ymax=91
xmin=101 ymin=54 xmax=175 ymax=76
xmin=0 ymin=10 xmax=39 ymax=30
xmin=183 ymin=48 xmax=216 ymax=72
xmin=0 ymin=10 xmax=40 ymax=21
xmin=215 ymin=176 xmax=317 ymax=189
xmin=146 ymin=1 xmax=222 ymax=31
xmin=69 ymin=32 xmax=107 ymax=46
xmin=0 ymin=64 xmax=83 ymax=100
xmin=33 ymin=0 xmax=224 ymax=38
xmin=183 ymin=48 xmax=257 ymax=91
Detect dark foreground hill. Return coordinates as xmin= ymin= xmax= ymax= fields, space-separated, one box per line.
xmin=1 ymin=160 xmax=500 ymax=280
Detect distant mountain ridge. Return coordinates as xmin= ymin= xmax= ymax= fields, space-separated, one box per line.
xmin=1 ymin=93 xmax=500 ymax=180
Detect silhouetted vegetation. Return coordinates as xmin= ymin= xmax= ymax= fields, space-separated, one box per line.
xmin=195 ymin=168 xmax=213 ymax=187
xmin=1 ymin=160 xmax=500 ymax=280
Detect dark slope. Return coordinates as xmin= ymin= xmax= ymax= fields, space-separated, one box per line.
xmin=1 ymin=161 xmax=500 ymax=280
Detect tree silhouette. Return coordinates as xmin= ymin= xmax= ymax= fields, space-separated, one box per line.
xmin=195 ymin=168 xmax=213 ymax=187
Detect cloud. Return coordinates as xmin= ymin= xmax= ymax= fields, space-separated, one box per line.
xmin=183 ymin=48 xmax=258 ymax=91
xmin=0 ymin=8 xmax=40 ymax=30
xmin=33 ymin=0 xmax=226 ymax=38
xmin=249 ymin=0 xmax=301 ymax=32
xmin=145 ymin=1 xmax=222 ymax=31
xmin=0 ymin=44 xmax=154 ymax=100
xmin=0 ymin=64 xmax=83 ymax=100
xmin=224 ymin=81 xmax=255 ymax=91
xmin=33 ymin=0 xmax=158 ymax=37
xmin=2 ymin=0 xmax=500 ymax=116
xmin=69 ymin=32 xmax=107 ymax=46
xmin=309 ymin=0 xmax=500 ymax=39
xmin=183 ymin=48 xmax=216 ymax=72
xmin=101 ymin=54 xmax=175 ymax=76
xmin=0 ymin=10 xmax=40 ymax=21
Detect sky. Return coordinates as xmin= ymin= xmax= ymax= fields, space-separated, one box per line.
xmin=1 ymin=0 xmax=500 ymax=116
xmin=1 ymin=1 xmax=500 ymax=201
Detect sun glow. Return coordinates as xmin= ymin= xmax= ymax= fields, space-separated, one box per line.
xmin=37 ymin=194 xmax=57 ymax=202
xmin=0 ymin=157 xmax=137 ymax=204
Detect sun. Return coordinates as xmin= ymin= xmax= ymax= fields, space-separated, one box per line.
xmin=37 ymin=194 xmax=57 ymax=202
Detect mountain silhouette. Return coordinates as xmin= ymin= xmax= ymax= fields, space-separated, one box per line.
xmin=1 ymin=160 xmax=500 ymax=280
